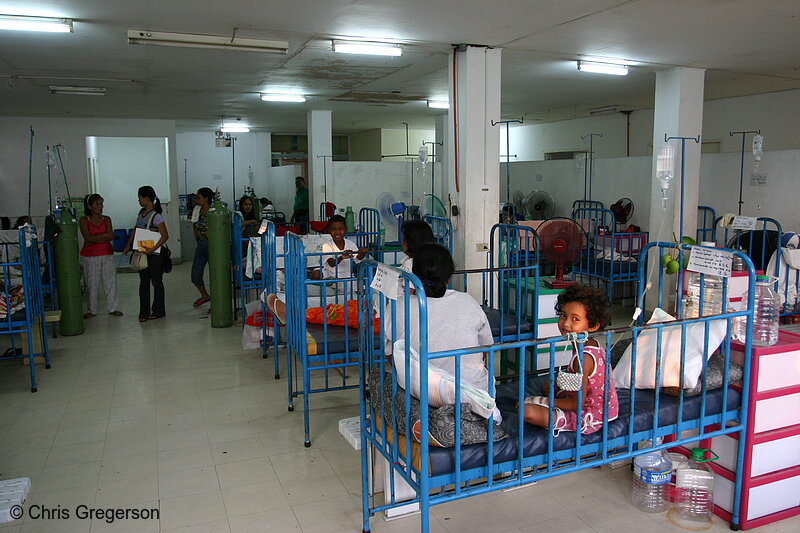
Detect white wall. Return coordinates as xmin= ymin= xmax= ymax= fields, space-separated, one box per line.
xmin=0 ymin=116 xmax=181 ymax=258
xmin=87 ymin=137 xmax=170 ymax=231
xmin=380 ymin=128 xmax=435 ymax=161
xmin=267 ymin=165 xmax=304 ymax=217
xmin=502 ymin=88 xmax=800 ymax=161
xmin=175 ymin=131 xmax=272 ymax=204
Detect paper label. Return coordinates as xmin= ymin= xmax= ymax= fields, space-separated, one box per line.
xmin=370 ymin=263 xmax=400 ymax=301
xmin=687 ymin=246 xmax=733 ymax=278
xmin=731 ymin=216 xmax=757 ymax=230
xmin=258 ymin=220 xmax=268 ymax=235
xmin=750 ymin=173 xmax=767 ymax=186
xmin=633 ymin=464 xmax=671 ymax=485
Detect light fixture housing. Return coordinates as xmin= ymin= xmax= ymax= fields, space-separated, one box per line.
xmin=127 ymin=30 xmax=288 ymax=54
xmin=261 ymin=93 xmax=306 ymax=103
xmin=221 ymin=123 xmax=250 ymax=133
xmin=0 ymin=14 xmax=73 ymax=33
xmin=427 ymin=100 xmax=449 ymax=109
xmin=49 ymin=85 xmax=106 ymax=96
xmin=332 ymin=40 xmax=402 ymax=57
xmin=577 ymin=61 xmax=628 ymax=76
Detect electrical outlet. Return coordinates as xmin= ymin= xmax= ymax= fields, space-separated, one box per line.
xmin=475 ymin=242 xmax=489 ymax=252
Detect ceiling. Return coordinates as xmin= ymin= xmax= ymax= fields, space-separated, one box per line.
xmin=1 ymin=0 xmax=798 ymax=134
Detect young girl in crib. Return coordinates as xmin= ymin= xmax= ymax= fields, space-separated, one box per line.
xmin=523 ymin=284 xmax=618 ymax=435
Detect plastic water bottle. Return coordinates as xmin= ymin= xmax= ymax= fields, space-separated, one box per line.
xmin=344 ymin=206 xmax=355 ymax=234
xmin=379 ymin=228 xmax=385 ymax=247
xmin=632 ymin=450 xmax=672 ymax=513
xmin=684 ymin=272 xmax=723 ymax=318
xmin=671 ymin=448 xmax=717 ymax=528
xmin=752 ymin=275 xmax=779 ymax=346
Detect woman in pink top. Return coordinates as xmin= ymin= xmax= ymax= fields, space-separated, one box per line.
xmin=79 ymin=194 xmax=122 ymax=318
xmin=523 ymin=285 xmax=618 ymax=435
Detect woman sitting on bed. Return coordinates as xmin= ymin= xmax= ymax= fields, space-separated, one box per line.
xmin=523 ymin=284 xmax=618 ymax=435
xmin=398 ymin=219 xmax=435 ymax=272
xmin=389 ymin=243 xmax=496 ymax=403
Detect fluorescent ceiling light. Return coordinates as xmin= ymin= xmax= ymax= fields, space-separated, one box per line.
xmin=332 ymin=40 xmax=402 ymax=57
xmin=0 ymin=14 xmax=73 ymax=33
xmin=49 ymin=85 xmax=106 ymax=96
xmin=577 ymin=61 xmax=628 ymax=76
xmin=261 ymin=93 xmax=306 ymax=103
xmin=128 ymin=30 xmax=288 ymax=54
xmin=221 ymin=123 xmax=250 ymax=133
xmin=427 ymin=100 xmax=449 ymax=109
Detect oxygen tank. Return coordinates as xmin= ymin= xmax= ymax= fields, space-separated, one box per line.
xmin=54 ymin=208 xmax=84 ymax=335
xmin=207 ymin=198 xmax=233 ymax=328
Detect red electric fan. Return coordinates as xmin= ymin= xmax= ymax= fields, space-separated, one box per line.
xmin=537 ymin=217 xmax=587 ymax=289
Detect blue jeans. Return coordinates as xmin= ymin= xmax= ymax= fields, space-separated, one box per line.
xmin=192 ymin=239 xmax=209 ymax=286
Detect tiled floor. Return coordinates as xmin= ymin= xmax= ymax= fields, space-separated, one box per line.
xmin=0 ymin=263 xmax=798 ymax=532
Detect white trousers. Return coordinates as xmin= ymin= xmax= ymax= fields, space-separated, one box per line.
xmin=82 ymin=254 xmax=118 ymax=314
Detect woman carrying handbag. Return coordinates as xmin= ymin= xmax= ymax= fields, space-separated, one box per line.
xmin=123 ymin=185 xmax=169 ymax=322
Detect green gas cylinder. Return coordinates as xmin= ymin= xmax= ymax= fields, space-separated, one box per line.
xmin=344 ymin=206 xmax=355 ymax=234
xmin=54 ymin=208 xmax=84 ymax=335
xmin=207 ymin=198 xmax=233 ymax=328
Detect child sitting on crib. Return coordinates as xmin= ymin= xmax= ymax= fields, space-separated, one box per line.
xmin=309 ymin=215 xmax=368 ymax=280
xmin=523 ymin=284 xmax=618 ymax=435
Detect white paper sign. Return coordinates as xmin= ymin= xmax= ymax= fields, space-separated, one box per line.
xmin=687 ymin=246 xmax=733 ymax=278
xmin=731 ymin=216 xmax=757 ymax=231
xmin=750 ymin=173 xmax=767 ymax=187
xmin=370 ymin=263 xmax=400 ymax=301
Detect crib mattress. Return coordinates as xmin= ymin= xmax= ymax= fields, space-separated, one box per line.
xmin=483 ymin=308 xmax=534 ymax=338
xmin=574 ymin=258 xmax=639 ymax=279
xmin=425 ymin=384 xmax=741 ymax=476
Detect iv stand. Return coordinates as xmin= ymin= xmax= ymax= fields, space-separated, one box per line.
xmin=729 ymin=129 xmax=760 ymax=215
xmin=581 ymin=132 xmax=602 ymax=202
xmin=316 ymin=155 xmax=334 ymax=204
xmin=492 ymin=118 xmax=523 ymax=205
xmin=404 ymin=156 xmax=417 ymax=207
xmin=422 ymin=140 xmax=443 ymax=202
xmin=230 ymin=136 xmax=237 ymax=204
xmin=183 ymin=159 xmax=188 ymax=195
xmin=665 ymin=134 xmax=701 ymax=247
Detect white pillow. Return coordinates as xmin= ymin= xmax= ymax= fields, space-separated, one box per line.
xmin=613 ymin=308 xmax=728 ymax=390
xmin=392 ymin=340 xmax=500 ymax=422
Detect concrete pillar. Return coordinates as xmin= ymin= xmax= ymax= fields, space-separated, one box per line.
xmin=307 ymin=110 xmax=333 ymax=218
xmin=445 ymin=45 xmax=501 ymax=292
xmin=648 ymin=67 xmax=705 ymax=244
xmin=434 ymin=115 xmax=448 ymax=208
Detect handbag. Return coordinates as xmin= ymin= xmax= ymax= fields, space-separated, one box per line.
xmin=555 ymin=333 xmax=585 ymax=392
xmin=130 ymin=251 xmax=148 ymax=270
xmin=161 ymin=244 xmax=172 ymax=273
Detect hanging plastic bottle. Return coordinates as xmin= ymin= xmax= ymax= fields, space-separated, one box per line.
xmin=344 ymin=206 xmax=355 ymax=234
xmin=752 ymin=134 xmax=764 ymax=170
xmin=631 ymin=450 xmax=672 ymax=513
xmin=752 ymin=275 xmax=779 ymax=346
xmin=670 ymin=448 xmax=718 ymax=529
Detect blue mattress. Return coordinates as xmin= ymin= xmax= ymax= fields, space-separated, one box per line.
xmin=575 ymin=258 xmax=639 ymax=279
xmin=426 ymin=384 xmax=741 ymax=476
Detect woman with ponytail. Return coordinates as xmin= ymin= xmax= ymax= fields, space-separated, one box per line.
xmin=123 ymin=185 xmax=169 ymax=322
xmin=389 ymin=243 xmax=495 ymax=396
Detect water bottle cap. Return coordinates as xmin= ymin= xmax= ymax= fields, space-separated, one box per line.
xmin=756 ymin=275 xmax=770 ymax=282
xmin=690 ymin=448 xmax=718 ymax=462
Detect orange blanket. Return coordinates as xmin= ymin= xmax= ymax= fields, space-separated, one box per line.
xmin=305 ymin=300 xmax=380 ymax=334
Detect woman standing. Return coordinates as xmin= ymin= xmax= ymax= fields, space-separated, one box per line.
xmin=191 ymin=187 xmax=213 ymax=308
xmin=123 ymin=186 xmax=169 ymax=322
xmin=79 ymin=194 xmax=123 ymax=318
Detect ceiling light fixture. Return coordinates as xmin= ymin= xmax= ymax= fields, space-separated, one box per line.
xmin=127 ymin=30 xmax=288 ymax=54
xmin=221 ymin=123 xmax=250 ymax=133
xmin=589 ymin=105 xmax=620 ymax=114
xmin=427 ymin=100 xmax=449 ymax=109
xmin=332 ymin=40 xmax=402 ymax=57
xmin=577 ymin=61 xmax=628 ymax=76
xmin=261 ymin=93 xmax=306 ymax=103
xmin=0 ymin=14 xmax=73 ymax=33
xmin=49 ymin=85 xmax=106 ymax=96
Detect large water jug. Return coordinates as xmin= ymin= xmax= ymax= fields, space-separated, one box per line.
xmin=753 ymin=275 xmax=779 ymax=346
xmin=670 ymin=448 xmax=717 ymax=528
xmin=632 ymin=450 xmax=672 ymax=513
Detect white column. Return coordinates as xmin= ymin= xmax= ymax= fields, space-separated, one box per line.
xmin=255 ymin=132 xmax=271 ymax=195
xmin=648 ymin=67 xmax=705 ymax=244
xmin=445 ymin=45 xmax=501 ymax=295
xmin=434 ymin=115 xmax=448 ymax=208
xmin=307 ymin=110 xmax=333 ymax=217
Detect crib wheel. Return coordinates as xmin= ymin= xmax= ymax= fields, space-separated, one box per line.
xmin=274 ymin=374 xmax=280 ymax=380
xmin=31 ymin=387 xmax=37 ymax=393
xmin=730 ymin=525 xmax=740 ymax=531
xmin=45 ymin=364 xmax=51 ymax=369
xmin=262 ymin=353 xmax=268 ymax=359
xmin=304 ymin=440 xmax=311 ymax=448
xmin=288 ymin=405 xmax=294 ymax=412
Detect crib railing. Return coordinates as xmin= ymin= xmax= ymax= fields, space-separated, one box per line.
xmin=697 ymin=205 xmax=717 ymax=243
xmin=422 ymin=215 xmax=453 ymax=252
xmin=357 ymin=244 xmax=755 ymax=532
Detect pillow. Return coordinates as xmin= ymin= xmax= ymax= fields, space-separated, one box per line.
xmin=662 ymin=353 xmax=743 ymax=396
xmin=392 ymin=339 xmax=499 ymax=421
xmin=613 ymin=308 xmax=728 ymax=390
xmin=368 ymin=368 xmax=508 ymax=448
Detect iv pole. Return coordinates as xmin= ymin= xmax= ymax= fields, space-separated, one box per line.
xmin=316 ymin=154 xmax=334 ymax=205
xmin=581 ymin=132 xmax=602 ymax=202
xmin=422 ymin=140 xmax=443 ymax=204
xmin=230 ymin=136 xmax=237 ymax=204
xmin=492 ymin=118 xmax=523 ymax=205
xmin=729 ymin=129 xmax=760 ymax=215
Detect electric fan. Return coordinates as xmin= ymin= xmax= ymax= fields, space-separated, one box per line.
xmin=376 ymin=192 xmax=405 ymax=245
xmin=524 ymin=190 xmax=555 ymax=220
xmin=537 ymin=217 xmax=587 ymax=289
xmin=421 ymin=193 xmax=447 ymax=218
xmin=610 ymin=198 xmax=634 ymax=229
xmin=511 ymin=191 xmax=526 ymax=219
